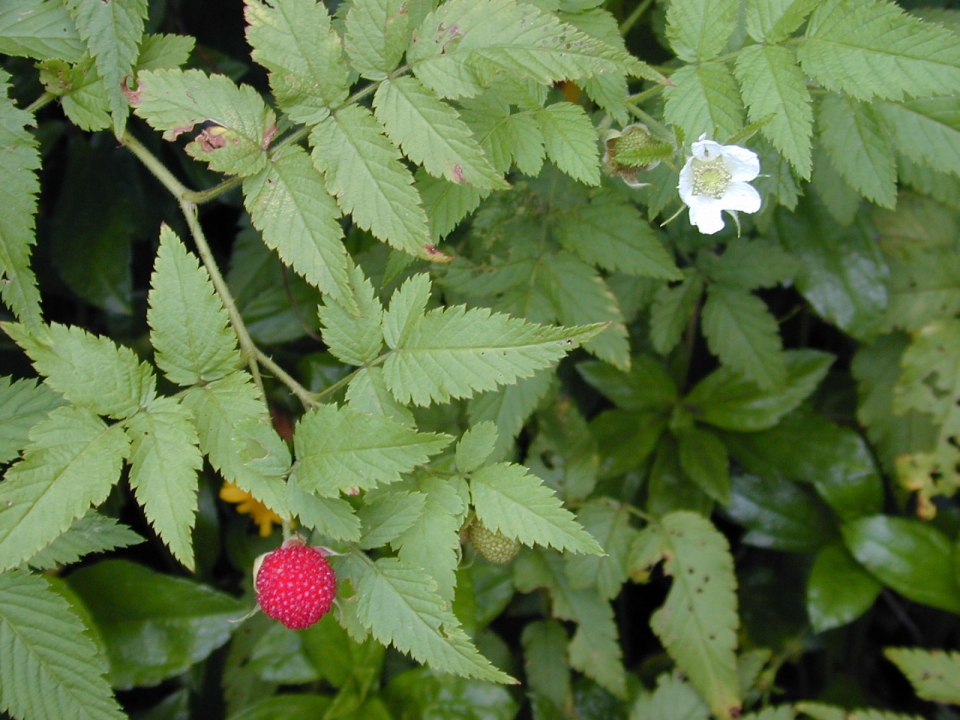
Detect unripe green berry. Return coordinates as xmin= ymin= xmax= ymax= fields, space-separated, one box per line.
xmin=469 ymin=521 xmax=521 ymax=564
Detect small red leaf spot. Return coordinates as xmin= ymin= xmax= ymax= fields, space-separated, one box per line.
xmin=120 ymin=76 xmax=141 ymax=105
xmin=423 ymin=244 xmax=454 ymax=263
xmin=451 ymin=164 xmax=466 ymax=183
xmin=197 ymin=126 xmax=228 ymax=152
xmin=262 ymin=124 xmax=278 ymax=150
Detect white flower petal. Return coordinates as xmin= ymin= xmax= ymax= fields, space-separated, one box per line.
xmin=721 ymin=145 xmax=760 ymax=182
xmin=720 ymin=182 xmax=762 ymax=214
xmin=688 ymin=197 xmax=726 ymax=234
xmin=678 ymin=159 xmax=695 ymax=203
xmin=692 ymin=138 xmax=724 ymax=162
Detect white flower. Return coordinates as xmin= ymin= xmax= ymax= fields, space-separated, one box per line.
xmin=678 ymin=135 xmax=761 ymax=235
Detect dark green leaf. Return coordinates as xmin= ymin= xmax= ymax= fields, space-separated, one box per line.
xmin=577 ymin=355 xmax=678 ymax=411
xmin=806 ymin=543 xmax=881 ymax=632
xmin=677 ymin=426 xmax=731 ymax=504
xmin=384 ymin=668 xmax=519 ymax=720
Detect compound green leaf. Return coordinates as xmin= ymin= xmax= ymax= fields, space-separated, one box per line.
xmin=885 ymin=648 xmax=960 ymax=704
xmin=842 ymin=515 xmax=960 ymax=613
xmin=647 ymin=512 xmax=741 ymax=720
xmin=535 ymin=102 xmax=600 ymax=186
xmin=702 ymin=285 xmax=786 ymax=391
xmin=461 ymin=96 xmax=545 ymax=175
xmin=0 ymin=570 xmax=126 ymax=720
xmin=677 ymin=426 xmax=731 ymax=505
xmin=798 ymin=0 xmax=960 ymax=101
xmin=817 ymin=94 xmax=896 ymax=208
xmin=287 ymin=479 xmax=361 ymax=542
xmin=664 ymin=62 xmax=743 ymax=143
xmin=383 ymin=301 xmax=603 ymax=406
xmin=136 ymin=32 xmax=194 ymax=71
xmin=470 ymin=462 xmax=603 ymax=555
xmin=345 ymin=367 xmax=415 ymax=427
xmin=133 ymin=69 xmax=276 ymax=177
xmin=407 ymin=0 xmax=660 ymax=100
xmin=125 ymin=397 xmax=202 ymax=570
xmin=244 ymin=0 xmax=349 ymax=125
xmin=351 ymin=556 xmax=514 ymax=683
xmin=310 ymin=104 xmax=433 ymax=259
xmin=291 ymin=403 xmax=452 ymax=497
xmin=565 ymin=498 xmax=637 ymax=600
xmin=318 ymin=263 xmax=383 ymax=366
xmin=374 ymin=76 xmax=506 ymax=190
xmin=0 ymin=0 xmax=83 ymax=62
xmin=345 ymin=0 xmax=409 ymax=81
xmin=26 ymin=510 xmax=143 ymax=571
xmin=456 ymin=422 xmax=499 ymax=473
xmin=148 ymin=225 xmax=241 ymax=387
xmin=5 ymin=322 xmax=155 ymax=420
xmin=666 ymin=0 xmax=739 ymax=62
xmin=877 ymin=98 xmax=960 ymax=180
xmin=67 ymin=559 xmax=247 ymax=689
xmin=416 ymin=170 xmax=486 ymax=241
xmin=0 ymin=377 xmax=64 ymax=465
xmin=705 ymin=237 xmax=800 ymax=292
xmin=358 ymin=490 xmax=427 ymax=550
xmin=806 ymin=543 xmax=881 ymax=633
xmin=468 ymin=368 xmax=554 ymax=461
xmin=577 ymin=355 xmax=678 ymax=411
xmin=382 ymin=272 xmax=432 ymax=349
xmin=650 ymin=273 xmax=703 ymax=355
xmin=243 ymin=144 xmax=354 ymax=310
xmin=556 ymin=200 xmax=682 ymax=279
xmin=735 ymin=44 xmax=812 ymax=179
xmin=686 ymin=349 xmax=833 ymax=432
xmin=745 ymin=0 xmax=819 ymax=43
xmin=0 ymin=406 xmax=129 ymax=572
xmin=64 ymin=0 xmax=147 ymax=136
xmin=0 ymin=69 xmax=42 ymax=327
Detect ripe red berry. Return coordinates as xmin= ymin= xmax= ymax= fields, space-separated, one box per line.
xmin=254 ymin=540 xmax=337 ymax=630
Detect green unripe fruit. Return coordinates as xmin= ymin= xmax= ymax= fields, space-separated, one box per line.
xmin=469 ymin=521 xmax=521 ymax=564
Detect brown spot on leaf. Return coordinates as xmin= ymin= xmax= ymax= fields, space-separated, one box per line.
xmin=120 ymin=76 xmax=141 ymax=105
xmin=164 ymin=124 xmax=196 ymax=141
xmin=451 ymin=164 xmax=465 ymax=183
xmin=423 ymin=244 xmax=454 ymax=263
xmin=262 ymin=124 xmax=278 ymax=150
xmin=197 ymin=126 xmax=228 ymax=152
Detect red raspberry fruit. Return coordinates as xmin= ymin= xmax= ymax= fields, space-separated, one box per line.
xmin=254 ymin=540 xmax=337 ymax=629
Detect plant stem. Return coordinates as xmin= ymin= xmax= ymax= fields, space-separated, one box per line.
xmin=26 ymin=92 xmax=55 ymax=114
xmin=122 ymin=132 xmax=192 ymax=200
xmin=625 ymin=102 xmax=673 ymax=142
xmin=619 ymin=0 xmax=654 ymax=36
xmin=256 ymin=348 xmax=319 ymax=408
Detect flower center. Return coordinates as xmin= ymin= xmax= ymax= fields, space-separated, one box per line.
xmin=692 ymin=157 xmax=731 ymax=199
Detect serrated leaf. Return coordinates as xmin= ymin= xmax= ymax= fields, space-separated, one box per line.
xmin=64 ymin=0 xmax=147 ymax=136
xmin=148 ymin=225 xmax=241 ymax=386
xmin=470 ymin=462 xmax=603 ymax=555
xmin=556 ymin=200 xmax=682 ymax=279
xmin=735 ymin=45 xmax=812 ymax=179
xmin=745 ymin=0 xmax=819 ymax=43
xmin=358 ymin=490 xmax=427 ymax=549
xmin=291 ymin=403 xmax=452 ymax=497
xmin=26 ymin=510 xmax=143 ymax=570
xmin=664 ymin=62 xmax=743 ymax=144
xmin=666 ymin=0 xmax=739 ymax=62
xmin=5 ymin=322 xmax=155 ymax=420
xmin=817 ymin=94 xmax=896 ymax=208
xmin=0 ymin=0 xmax=83 ymax=62
xmin=876 ymin=98 xmax=960 ymax=180
xmin=382 ymin=272 xmax=432 ymax=349
xmin=407 ymin=0 xmax=660 ymax=100
xmin=345 ymin=0 xmax=409 ymax=80
xmin=345 ymin=367 xmax=416 ymax=427
xmin=578 ymin=355 xmax=678 ymax=413
xmin=650 ymin=274 xmax=703 ymax=355
xmin=243 ymin=144 xmax=354 ymax=310
xmin=0 ymin=570 xmax=126 ymax=720
xmin=456 ymin=422 xmax=499 ymax=473
xmin=310 ymin=104 xmax=434 ymax=259
xmin=522 ymin=620 xmax=571 ymax=711
xmin=798 ymin=0 xmax=960 ymax=102
xmin=375 ymin=76 xmax=506 ymax=190
xmin=461 ymin=96 xmax=545 ymax=175
xmin=702 ymin=285 xmax=786 ymax=391
xmin=536 ymin=102 xmax=600 ymax=186
xmin=395 ymin=476 xmax=465 ymax=601
xmin=287 ymin=478 xmax=361 ymax=542
xmin=383 ymin=300 xmax=603 ymax=406
xmin=630 ymin=671 xmax=710 ymax=720
xmin=125 ymin=397 xmax=202 ymax=570
xmin=468 ymin=368 xmax=554 ymax=461
xmin=137 ymin=33 xmax=195 ymax=71
xmin=349 ymin=556 xmax=514 ymax=683
xmin=0 ymin=377 xmax=64 ymax=465
xmin=565 ymin=498 xmax=637 ymax=600
xmin=647 ymin=512 xmax=741 ymax=720
xmin=0 ymin=406 xmax=129 ymax=572
xmin=885 ymin=648 xmax=960 ymax=704
xmin=181 ymin=372 xmax=290 ymax=518
xmin=416 ymin=170 xmax=486 ymax=240
xmin=134 ymin=69 xmax=276 ymax=177
xmin=318 ymin=263 xmax=383 ymax=366
xmin=677 ymin=426 xmax=731 ymax=504
xmin=0 ymin=68 xmax=42 ymax=326
xmin=706 ymin=237 xmax=800 ymax=291
xmin=44 ymin=56 xmax=111 ymax=132
xmin=245 ymin=0 xmax=349 ymax=125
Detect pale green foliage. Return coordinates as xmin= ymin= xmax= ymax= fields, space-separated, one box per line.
xmin=0 ymin=570 xmax=127 ymax=720
xmin=64 ymin=0 xmax=147 ymax=136
xmin=0 ymin=69 xmax=42 ymax=326
xmin=291 ymin=403 xmax=452 ymax=496
xmin=650 ymin=274 xmax=703 ymax=355
xmin=0 ymin=0 xmax=83 ymax=62
xmin=25 ymin=510 xmax=142 ymax=570
xmin=455 ymin=422 xmax=499 ymax=473
xmin=885 ymin=648 xmax=960 ymax=704
xmin=311 ymin=105 xmax=432 ymax=259
xmin=798 ymin=0 xmax=960 ymax=101
xmin=470 ymin=462 xmax=603 ymax=555
xmin=664 ymin=62 xmax=743 ymax=143
xmin=0 ymin=406 xmax=129 ymax=572
xmin=642 ymin=512 xmax=741 ymax=720
xmin=244 ymin=0 xmax=349 ymax=125
xmin=667 ymin=0 xmax=738 ymax=62
xmin=522 ymin=620 xmax=572 ymax=712
xmin=745 ymin=0 xmax=819 ymax=43
xmin=134 ymin=69 xmax=277 ymax=177
xmin=566 ymin=498 xmax=638 ymax=600
xmin=879 ymin=98 xmax=960 ymax=180
xmin=318 ymin=263 xmax=384 ymax=365
xmin=243 ymin=144 xmax=354 ymax=310
xmin=148 ymin=226 xmax=241 ymax=386
xmin=358 ymin=490 xmax=427 ymax=550
xmin=5 ymin=322 xmax=155 ymax=420
xmin=468 ymin=369 xmax=554 ymax=460
xmin=536 ymin=102 xmax=601 ymax=186
xmin=630 ymin=672 xmax=710 ymax=720
xmin=345 ymin=0 xmax=409 ymax=81
xmin=125 ymin=397 xmax=202 ymax=570
xmin=0 ymin=377 xmax=63 ymax=465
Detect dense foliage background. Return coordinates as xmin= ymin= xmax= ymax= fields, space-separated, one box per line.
xmin=3 ymin=0 xmax=960 ymax=719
